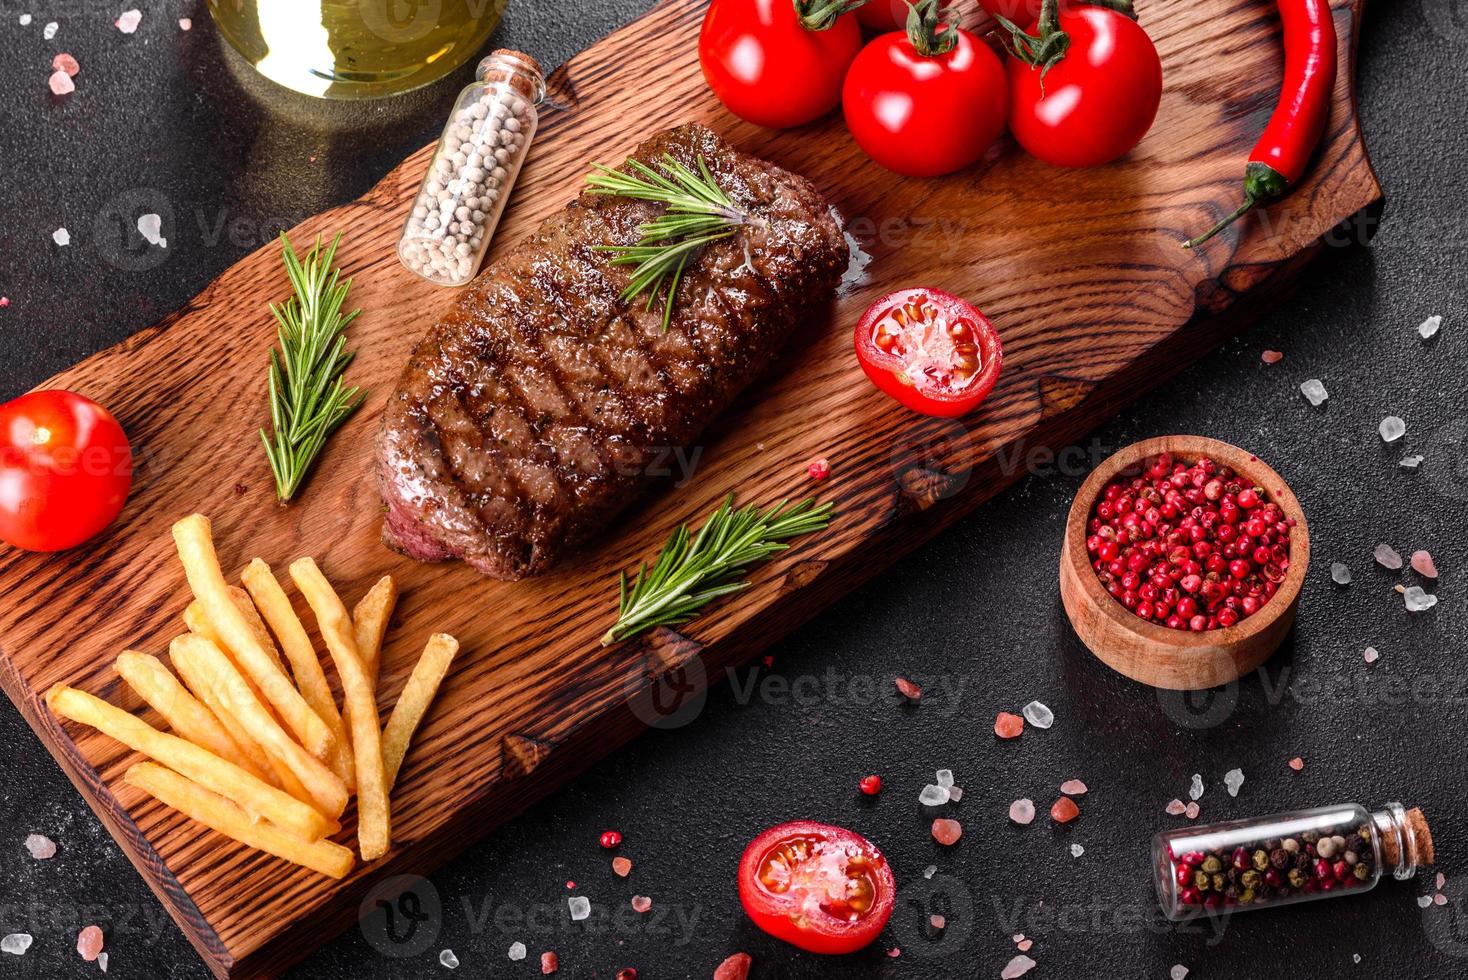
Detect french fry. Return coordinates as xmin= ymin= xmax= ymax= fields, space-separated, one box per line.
xmin=382 ymin=634 xmax=458 ymax=790
xmin=169 ymin=640 xmax=278 ymax=784
xmin=170 ymin=634 xmax=348 ymax=820
xmin=184 ymin=589 xmax=285 ymax=672
xmin=291 ymin=557 xmax=391 ymax=861
xmin=113 ymin=651 xmax=267 ymax=782
xmin=126 ymin=763 xmax=354 ymax=879
xmin=46 ymin=685 xmax=331 ymax=841
xmin=241 ymin=559 xmax=354 ymax=789
xmin=172 ymin=515 xmax=331 ymax=758
xmin=352 ymin=575 xmax=397 ymax=691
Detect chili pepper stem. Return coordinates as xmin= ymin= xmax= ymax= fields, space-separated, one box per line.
xmin=1183 ymin=162 xmax=1291 ymax=249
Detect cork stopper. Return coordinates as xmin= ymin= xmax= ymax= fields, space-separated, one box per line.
xmin=1381 ymin=806 xmax=1435 ymax=868
xmin=476 ymin=49 xmax=545 ymax=103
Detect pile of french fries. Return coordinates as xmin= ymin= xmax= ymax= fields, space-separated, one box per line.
xmin=46 ymin=514 xmax=458 ymax=879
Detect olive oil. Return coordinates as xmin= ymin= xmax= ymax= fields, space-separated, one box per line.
xmin=208 ymin=0 xmax=507 ymax=100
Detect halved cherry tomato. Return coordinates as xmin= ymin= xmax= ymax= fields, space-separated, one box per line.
xmin=1003 ymin=5 xmax=1163 ymax=168
xmin=699 ymin=0 xmax=864 ymax=129
xmin=737 ymin=820 xmax=895 ymax=954
xmin=841 ymin=0 xmax=1008 ymax=177
xmin=854 ymin=287 xmax=1003 ymax=417
xmin=0 ymin=390 xmax=132 ymax=552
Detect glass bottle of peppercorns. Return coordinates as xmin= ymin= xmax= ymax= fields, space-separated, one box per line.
xmin=1153 ymin=802 xmax=1434 ymax=919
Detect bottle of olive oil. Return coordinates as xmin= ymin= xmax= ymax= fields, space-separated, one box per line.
xmin=208 ymin=0 xmax=507 ymax=100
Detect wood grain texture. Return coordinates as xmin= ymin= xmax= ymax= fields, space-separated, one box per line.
xmin=0 ymin=1 xmax=1378 ymax=976
xmin=1058 ymin=435 xmax=1312 ymax=690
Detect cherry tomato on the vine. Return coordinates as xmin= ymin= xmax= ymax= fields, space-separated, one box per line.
xmin=854 ymin=287 xmax=1003 ymax=417
xmin=699 ymin=0 xmax=864 ymax=129
xmin=737 ymin=821 xmax=896 ymax=954
xmin=978 ymin=0 xmax=1044 ymax=19
xmin=855 ymin=0 xmax=914 ymax=31
xmin=1003 ymin=4 xmax=1163 ymax=168
xmin=842 ymin=0 xmax=1007 ymax=177
xmin=0 ymin=390 xmax=132 ymax=552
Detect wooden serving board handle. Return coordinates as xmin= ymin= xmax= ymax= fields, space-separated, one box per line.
xmin=0 ymin=1 xmax=1378 ymax=977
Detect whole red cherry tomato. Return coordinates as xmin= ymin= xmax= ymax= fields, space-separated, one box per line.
xmin=0 ymin=390 xmax=132 ymax=552
xmin=854 ymin=287 xmax=1003 ymax=417
xmin=1000 ymin=1 xmax=1162 ymax=168
xmin=700 ymin=0 xmax=864 ymax=129
xmin=856 ymin=0 xmax=914 ymax=30
xmin=978 ymin=0 xmax=1043 ymax=19
xmin=737 ymin=820 xmax=896 ymax=954
xmin=842 ymin=0 xmax=1008 ymax=177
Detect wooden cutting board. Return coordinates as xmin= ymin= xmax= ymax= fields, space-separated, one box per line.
xmin=0 ymin=1 xmax=1378 ymax=976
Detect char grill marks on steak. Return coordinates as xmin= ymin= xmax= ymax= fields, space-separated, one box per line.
xmin=377 ymin=124 xmax=848 ymax=579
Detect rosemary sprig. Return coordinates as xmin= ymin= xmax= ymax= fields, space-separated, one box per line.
xmin=258 ymin=232 xmax=366 ymax=503
xmin=586 ymin=154 xmax=752 ymax=332
xmin=602 ymin=494 xmax=835 ymax=645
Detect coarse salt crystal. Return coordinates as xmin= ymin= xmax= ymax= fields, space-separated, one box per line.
xmin=1060 ymin=779 xmax=1087 ymax=795
xmin=1009 ymin=799 xmax=1036 ymax=825
xmin=1224 ymin=769 xmax=1244 ymax=798
xmin=1437 ymin=873 xmax=1447 ymax=889
xmin=1375 ymin=543 xmax=1403 ymax=569
xmin=923 ymin=865 xmax=936 ymax=879
xmin=1379 ymin=416 xmax=1406 ymax=443
xmin=611 ymin=856 xmax=632 ymax=877
xmin=1331 ymin=562 xmax=1352 ymax=585
xmin=542 ymin=951 xmax=559 ymax=974
xmin=1364 ymin=647 xmax=1380 ymax=664
xmin=1050 ymin=797 xmax=1080 ymax=824
xmin=52 ymin=227 xmax=70 ymax=246
xmin=439 ymin=949 xmax=459 ymax=968
xmin=888 ymin=948 xmax=901 ymax=957
xmin=919 ymin=784 xmax=951 ymax=807
xmin=1184 ymin=802 xmax=1200 ymax=820
xmin=1002 ymin=954 xmax=1037 ymax=978
xmin=1071 ymin=843 xmax=1085 ymax=858
xmin=929 ymin=914 xmax=945 ymax=930
xmin=179 ymin=18 xmax=192 ymax=30
xmin=895 ymin=677 xmax=922 ymax=701
xmin=1 ymin=934 xmax=32 ymax=955
xmin=1012 ymin=934 xmax=1025 ymax=943
xmin=1400 ymin=455 xmax=1424 ymax=470
xmin=1404 ymin=586 xmax=1438 ymax=612
xmin=19 ymin=14 xmax=32 ymax=26
xmin=77 ymin=926 xmax=103 ymax=961
xmin=1436 ymin=893 xmax=1449 ymax=906
xmin=994 ymin=712 xmax=1024 ymax=739
xmin=1188 ymin=774 xmax=1204 ymax=801
xmin=1353 ymin=954 xmax=1362 ymax=964
xmin=1171 ymin=967 xmax=1190 ymax=980
xmin=137 ymin=213 xmax=166 ymax=247
xmin=43 ymin=20 xmax=56 ymax=39
xmin=1300 ymin=379 xmax=1328 ymax=406
xmin=567 ymin=896 xmax=590 ymax=921
xmin=1412 ymin=550 xmax=1438 ymax=578
xmin=508 ymin=942 xmax=526 ymax=960
xmin=931 ymin=818 xmax=962 ymax=845
xmin=98 ymin=951 xmax=108 ymax=972
xmin=1418 ymin=896 xmax=1434 ymax=909
xmin=1165 ymin=799 xmax=1187 ymax=816
xmin=48 ymin=70 xmax=74 ymax=95
xmin=116 ymin=9 xmax=141 ymax=33
xmin=52 ymin=52 xmax=78 ymax=76
xmin=947 ymin=786 xmax=963 ymax=801
xmin=1022 ymin=701 xmax=1054 ymax=729
xmin=1289 ymin=756 xmax=1305 ymax=771
xmin=1418 ymin=315 xmax=1442 ymax=340
xmin=24 ymin=833 xmax=56 ymax=859
xmin=713 ymin=953 xmax=750 ymax=980
xmin=1016 ymin=939 xmax=1033 ymax=952
xmin=630 ymin=895 xmax=652 ymax=913
xmin=935 ymin=768 xmax=954 ymax=788
xmin=1261 ymin=350 xmax=1283 ymax=364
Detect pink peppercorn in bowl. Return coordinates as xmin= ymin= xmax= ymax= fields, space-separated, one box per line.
xmin=1058 ymin=436 xmax=1311 ymax=690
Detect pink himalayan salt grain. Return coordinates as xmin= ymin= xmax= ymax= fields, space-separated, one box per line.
xmin=24 ymin=834 xmax=56 ymax=859
xmin=1412 ymin=550 xmax=1438 ymax=578
xmin=1364 ymin=647 xmax=1380 ymax=664
xmin=895 ymin=677 xmax=922 ymax=701
xmin=0 ymin=297 xmax=8 ymax=308
xmin=1012 ymin=934 xmax=1025 ymax=943
xmin=48 ymin=70 xmax=75 ymax=96
xmin=1437 ymin=873 xmax=1447 ymax=890
xmin=887 ymin=948 xmax=901 ymax=958
xmin=179 ymin=18 xmax=192 ymax=30
xmin=1165 ymin=799 xmax=1187 ymax=816
xmin=611 ymin=856 xmax=632 ymax=877
xmin=1435 ymin=894 xmax=1449 ymax=907
xmin=1059 ymin=779 xmax=1088 ymax=796
xmin=52 ymin=53 xmax=79 ymax=76
xmin=77 ymin=925 xmax=103 ymax=961
xmin=116 ymin=10 xmax=142 ymax=33
xmin=931 ymin=818 xmax=962 ymax=845
xmin=713 ymin=952 xmax=751 ymax=980
xmin=994 ymin=712 xmax=1024 ymax=739
xmin=1002 ymin=954 xmax=1038 ymax=978
xmin=929 ymin=914 xmax=945 ymax=930
xmin=630 ymin=896 xmax=651 ymax=914
xmin=1050 ymin=797 xmax=1080 ymax=824
xmin=1261 ymin=350 xmax=1284 ymax=364
xmin=1184 ymin=802 xmax=1200 ymax=820
xmin=1017 ymin=939 xmax=1034 ymax=952
xmin=1289 ymin=757 xmax=1305 ymax=772
xmin=541 ymin=951 xmax=558 ymax=974
xmin=1009 ymin=799 xmax=1036 ymax=825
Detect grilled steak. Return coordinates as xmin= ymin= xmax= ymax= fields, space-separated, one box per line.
xmin=377 ymin=124 xmax=848 ymax=579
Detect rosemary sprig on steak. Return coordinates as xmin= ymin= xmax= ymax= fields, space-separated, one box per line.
xmin=259 ymin=232 xmax=365 ymax=502
xmin=602 ymin=494 xmax=835 ymax=645
xmin=586 ymin=154 xmax=754 ymax=332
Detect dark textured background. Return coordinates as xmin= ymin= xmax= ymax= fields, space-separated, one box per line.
xmin=3 ymin=1 xmax=1467 ymax=978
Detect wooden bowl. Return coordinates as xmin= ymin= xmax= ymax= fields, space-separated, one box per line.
xmin=1059 ymin=436 xmax=1311 ymax=690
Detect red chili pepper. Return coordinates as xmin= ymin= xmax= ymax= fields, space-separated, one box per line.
xmin=1184 ymin=0 xmax=1338 ymax=248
